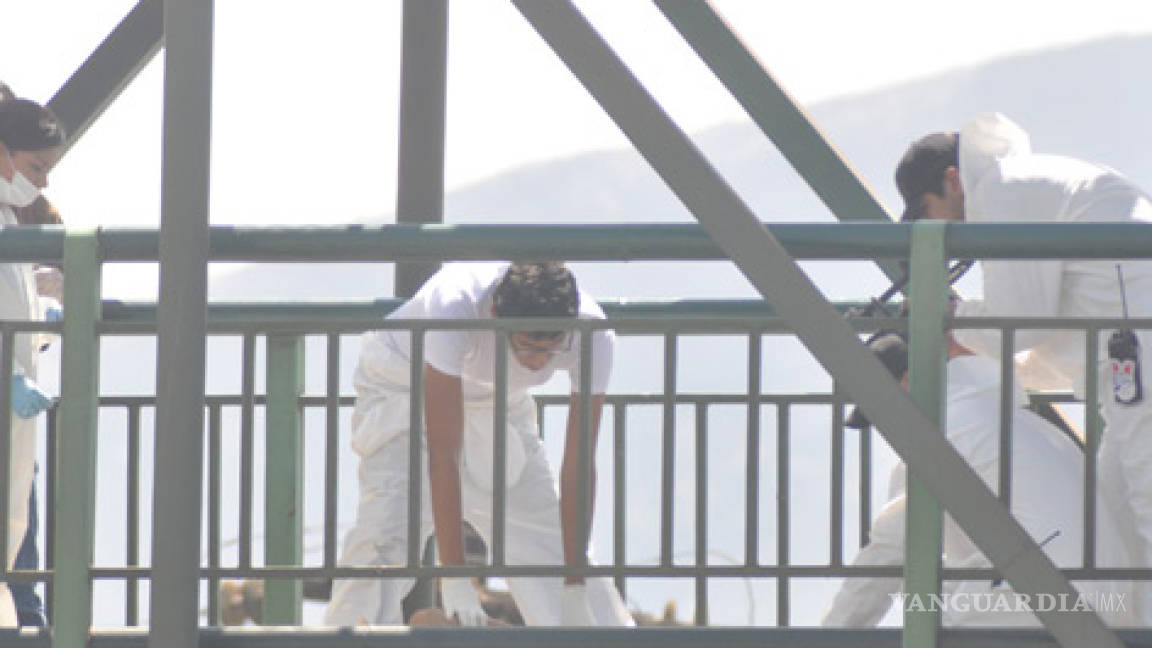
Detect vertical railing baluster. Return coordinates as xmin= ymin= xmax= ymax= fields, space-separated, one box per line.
xmin=44 ymin=407 xmax=57 ymax=622
xmin=205 ymin=404 xmax=221 ymax=625
xmin=576 ymin=325 xmax=594 ymax=581
xmin=324 ymin=333 xmax=340 ymax=572
xmin=693 ymin=402 xmax=707 ymax=626
xmin=745 ymin=332 xmax=760 ymax=568
xmin=54 ymin=228 xmax=101 ymax=648
xmin=776 ymin=404 xmax=789 ymax=627
xmin=239 ymin=333 xmax=255 ymax=570
xmin=1084 ymin=327 xmax=1101 ymax=570
xmin=661 ymin=333 xmax=676 ymax=567
xmin=127 ymin=405 xmax=143 ymax=626
xmin=492 ymin=329 xmax=508 ymax=568
xmin=830 ymin=391 xmax=845 ymax=567
xmin=612 ymin=402 xmax=626 ymax=598
xmin=903 ymin=222 xmax=949 ymax=648
xmin=859 ymin=424 xmax=872 ymax=548
xmin=263 ymin=334 xmax=304 ymax=624
xmin=998 ymin=328 xmax=1015 ymax=507
xmin=407 ymin=329 xmax=425 ymax=571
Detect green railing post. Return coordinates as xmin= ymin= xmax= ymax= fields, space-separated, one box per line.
xmin=903 ymin=222 xmax=949 ymax=648
xmin=54 ymin=228 xmax=101 ymax=647
xmin=263 ymin=334 xmax=304 ymax=624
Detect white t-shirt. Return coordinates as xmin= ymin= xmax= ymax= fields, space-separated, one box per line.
xmin=378 ymin=262 xmax=614 ymax=399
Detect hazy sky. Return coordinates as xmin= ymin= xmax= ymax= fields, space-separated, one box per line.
xmin=5 ymin=0 xmax=1152 ymax=230
xmin=3 ymin=0 xmax=1150 ymax=301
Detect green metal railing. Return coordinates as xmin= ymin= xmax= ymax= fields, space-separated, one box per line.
xmin=2 ymin=222 xmax=1150 ymax=646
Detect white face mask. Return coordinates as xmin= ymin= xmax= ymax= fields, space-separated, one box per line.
xmin=1 ymin=170 xmax=40 ymax=208
xmin=0 ymin=148 xmax=40 ymax=209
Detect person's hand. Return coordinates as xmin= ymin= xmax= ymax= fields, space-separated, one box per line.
xmin=560 ymin=582 xmax=595 ymax=626
xmin=11 ymin=374 xmax=51 ymax=419
xmin=439 ymin=577 xmax=489 ymax=626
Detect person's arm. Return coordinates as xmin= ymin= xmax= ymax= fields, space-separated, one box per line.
xmin=822 ymin=496 xmax=907 ymax=627
xmin=953 ymin=259 xmax=1064 ymax=356
xmin=424 ymin=363 xmax=488 ymax=626
xmin=559 ymin=392 xmax=606 ymax=584
xmin=424 ymin=363 xmax=466 ymax=566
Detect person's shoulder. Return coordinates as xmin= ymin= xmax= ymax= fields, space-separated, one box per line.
xmin=433 ymin=262 xmax=509 ymax=285
xmin=418 ymin=262 xmax=509 ymax=317
xmin=997 ymin=153 xmax=1109 ymax=187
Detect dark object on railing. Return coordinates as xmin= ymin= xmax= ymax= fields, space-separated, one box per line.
xmin=846 ymin=259 xmax=974 ymax=319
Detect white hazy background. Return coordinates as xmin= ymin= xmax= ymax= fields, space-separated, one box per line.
xmin=3 ymin=0 xmax=1152 ymax=629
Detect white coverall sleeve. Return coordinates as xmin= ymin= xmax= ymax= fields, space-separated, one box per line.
xmin=822 ymin=496 xmax=907 ymax=627
xmin=952 ymin=113 xmax=1069 ymax=357
xmin=0 ymin=261 xmax=32 ymax=376
xmin=953 ymin=259 xmax=1065 ymax=356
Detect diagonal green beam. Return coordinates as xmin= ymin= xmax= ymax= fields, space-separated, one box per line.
xmin=511 ymin=2 xmax=1120 ymax=646
xmin=47 ymin=0 xmax=163 ymax=161
xmin=653 ymin=0 xmax=903 ymax=284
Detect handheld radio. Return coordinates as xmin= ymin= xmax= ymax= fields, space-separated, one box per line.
xmin=1109 ymin=265 xmax=1143 ymax=405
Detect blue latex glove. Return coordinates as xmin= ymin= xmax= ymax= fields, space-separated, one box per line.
xmin=45 ymin=305 xmax=62 ymax=323
xmin=11 ymin=375 xmax=51 ymax=419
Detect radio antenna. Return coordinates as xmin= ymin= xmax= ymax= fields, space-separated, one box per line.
xmin=1117 ymin=264 xmax=1131 ymax=319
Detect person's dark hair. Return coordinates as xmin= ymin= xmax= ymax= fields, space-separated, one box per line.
xmin=492 ymin=262 xmax=579 ymax=338
xmin=895 ymin=132 xmax=958 ymax=222
xmin=16 ymin=195 xmax=62 ymax=226
xmin=0 ymin=98 xmax=64 ymax=152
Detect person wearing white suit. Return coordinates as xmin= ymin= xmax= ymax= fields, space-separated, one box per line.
xmin=823 ymin=332 xmax=1137 ymax=627
xmin=894 ymin=111 xmax=1152 ymax=622
xmin=0 ymin=98 xmax=63 ymax=627
xmin=326 ymin=262 xmax=633 ymax=627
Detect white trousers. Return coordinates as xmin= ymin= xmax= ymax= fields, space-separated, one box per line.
xmin=325 ymin=386 xmax=632 ymax=626
xmin=1098 ymin=398 xmax=1152 ymax=624
xmin=1096 ymin=334 xmax=1152 ymax=625
xmin=0 ymin=414 xmax=36 ymax=626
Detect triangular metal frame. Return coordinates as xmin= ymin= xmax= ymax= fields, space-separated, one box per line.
xmin=43 ymin=1 xmax=1121 ymax=647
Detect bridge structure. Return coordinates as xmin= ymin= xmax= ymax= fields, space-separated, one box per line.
xmin=3 ymin=1 xmax=1150 ymax=647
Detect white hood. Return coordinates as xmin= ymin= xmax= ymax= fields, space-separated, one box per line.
xmin=958 ymin=112 xmax=1032 ymax=197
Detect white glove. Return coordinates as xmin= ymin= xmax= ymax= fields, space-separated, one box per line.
xmin=560 ymin=582 xmax=595 ymax=626
xmin=440 ymin=577 xmax=489 ymax=626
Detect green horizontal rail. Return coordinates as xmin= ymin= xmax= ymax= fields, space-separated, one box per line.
xmin=17 ymin=626 xmax=1152 ymax=648
xmin=6 ymin=223 xmax=1152 ymax=263
xmin=99 ymin=298 xmax=876 ymax=325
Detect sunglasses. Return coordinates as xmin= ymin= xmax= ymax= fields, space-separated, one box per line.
xmin=508 ymin=331 xmax=573 ymax=360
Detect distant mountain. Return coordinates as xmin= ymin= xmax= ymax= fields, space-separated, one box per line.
xmin=98 ymin=36 xmax=1150 ymax=626
xmin=212 ymin=35 xmax=1152 ymax=303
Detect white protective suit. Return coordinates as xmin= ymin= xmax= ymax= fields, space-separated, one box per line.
xmin=949 ymin=112 xmax=1152 ymax=621
xmin=326 ymin=263 xmax=633 ymax=627
xmin=0 ymin=201 xmax=42 ymax=627
xmin=823 ymin=355 xmax=1137 ymax=627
